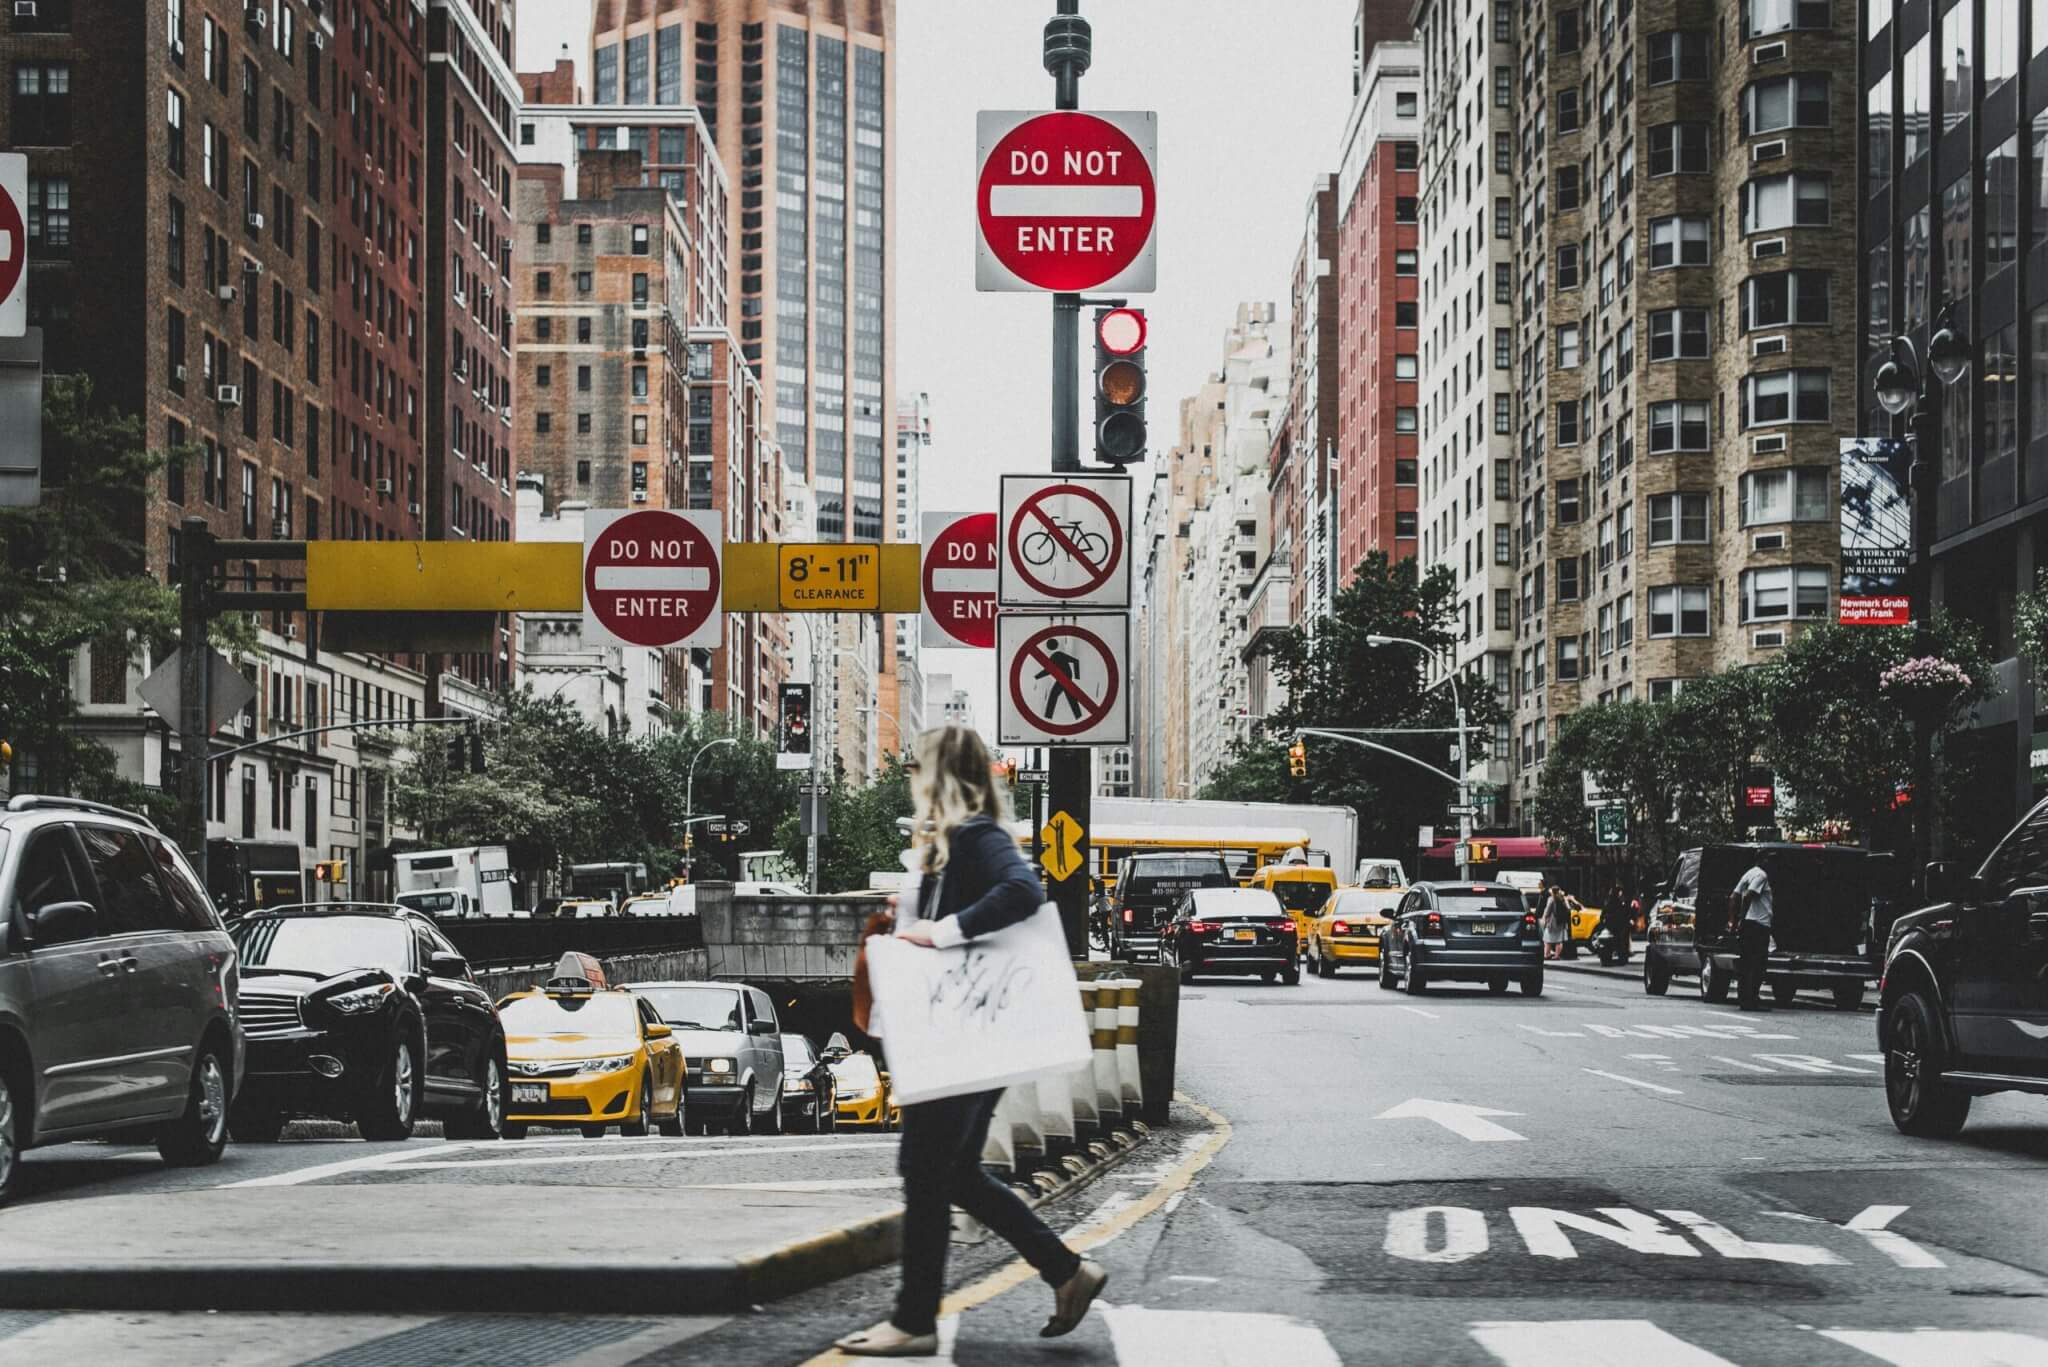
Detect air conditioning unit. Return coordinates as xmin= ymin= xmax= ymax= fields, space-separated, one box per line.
xmin=247 ymin=211 xmax=266 ymax=231
xmin=245 ymin=6 xmax=268 ymax=31
xmin=407 ymin=501 xmax=421 ymax=516
xmin=632 ymin=490 xmax=650 ymax=503
xmin=1753 ymin=532 xmax=1787 ymax=552
xmin=214 ymin=384 xmax=242 ymax=407
xmin=284 ymin=623 xmax=300 ymax=640
xmin=1752 ymin=237 xmax=1787 ymax=259
xmin=1751 ymin=139 xmax=1787 ymax=163
xmin=170 ymin=37 xmax=184 ymax=57
xmin=243 ymin=256 xmax=263 ymax=275
xmin=12 ymin=1 xmax=37 ymax=17
xmin=173 ymin=364 xmax=189 ymax=383
xmin=217 ymin=284 xmax=237 ymax=302
xmin=1752 ymin=41 xmax=1788 ymax=64
xmin=309 ymin=30 xmax=325 ymax=51
xmin=374 ymin=477 xmax=394 ymax=494
xmin=1750 ymin=335 xmax=1788 ymax=357
xmin=1753 ymin=629 xmax=1787 ymax=649
xmin=1752 ymin=434 xmax=1787 ymax=454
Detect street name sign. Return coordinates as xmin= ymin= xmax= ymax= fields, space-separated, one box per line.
xmin=976 ymin=111 xmax=1157 ymax=293
xmin=1595 ymin=804 xmax=1629 ymax=848
xmin=582 ymin=508 xmax=722 ymax=649
xmin=998 ymin=612 xmax=1129 ymax=746
xmin=0 ymin=154 xmax=24 ymax=338
xmin=998 ymin=474 xmax=1131 ymax=609
xmin=778 ymin=542 xmax=880 ymax=610
xmin=922 ymin=510 xmax=997 ymax=648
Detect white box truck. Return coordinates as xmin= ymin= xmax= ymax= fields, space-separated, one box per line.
xmin=392 ymin=845 xmax=516 ymax=919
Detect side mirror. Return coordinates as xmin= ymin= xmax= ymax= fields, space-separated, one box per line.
xmin=426 ymin=950 xmax=469 ymax=979
xmin=1923 ymin=861 xmax=1964 ymax=904
xmin=748 ymin=1018 xmax=777 ymax=1037
xmin=30 ymin=899 xmax=97 ymax=947
xmin=645 ymin=1021 xmax=673 ymax=1040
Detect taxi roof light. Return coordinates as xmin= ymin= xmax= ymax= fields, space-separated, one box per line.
xmin=545 ymin=950 xmax=609 ymax=994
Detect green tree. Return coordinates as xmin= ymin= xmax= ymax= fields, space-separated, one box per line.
xmin=783 ymin=756 xmax=914 ymax=894
xmin=1200 ymin=552 xmax=1511 ymax=860
xmin=646 ymin=712 xmax=799 ymax=881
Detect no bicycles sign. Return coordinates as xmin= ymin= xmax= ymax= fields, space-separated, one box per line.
xmin=998 ymin=473 xmax=1131 ymax=610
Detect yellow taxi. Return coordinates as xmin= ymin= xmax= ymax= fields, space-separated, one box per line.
xmin=1304 ymin=886 xmax=1397 ymax=977
xmin=1247 ymin=864 xmax=1339 ymax=934
xmin=498 ymin=953 xmax=686 ymax=1140
xmin=824 ymin=1040 xmax=896 ymax=1130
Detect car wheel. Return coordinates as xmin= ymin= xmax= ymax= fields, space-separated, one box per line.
xmin=1177 ymin=954 xmax=1196 ymax=985
xmin=621 ymin=1075 xmax=654 ymax=1137
xmin=229 ymin=1102 xmax=285 ymax=1143
xmin=658 ymin=1089 xmax=686 ymax=1137
xmin=728 ymin=1084 xmax=754 ymax=1137
xmin=356 ymin=1036 xmax=421 ymax=1142
xmin=1402 ymin=954 xmax=1428 ymax=996
xmin=820 ymin=1092 xmax=838 ymax=1133
xmin=1596 ymin=946 xmax=1616 ymax=966
xmin=1520 ymin=971 xmax=1544 ymax=997
xmin=1698 ymin=955 xmax=1730 ymax=1003
xmin=1770 ymin=980 xmax=1798 ymax=1008
xmin=1885 ymin=991 xmax=1971 ymax=1138
xmin=1261 ymin=970 xmax=1277 ymax=985
xmin=1487 ymin=977 xmax=1509 ymax=995
xmin=1833 ymin=982 xmax=1866 ymax=1011
xmin=1282 ymin=967 xmax=1301 ymax=986
xmin=753 ymin=1082 xmax=784 ymax=1135
xmin=1644 ymin=953 xmax=1671 ymax=996
xmin=156 ymin=1043 xmax=231 ymax=1167
xmin=446 ymin=1053 xmax=506 ymax=1141
xmin=0 ymin=1068 xmax=22 ymax=1206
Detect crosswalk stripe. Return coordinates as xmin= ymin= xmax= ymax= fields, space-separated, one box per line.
xmin=1098 ymin=1306 xmax=1343 ymax=1366
xmin=1469 ymin=1319 xmax=1740 ymax=1366
xmin=1819 ymin=1328 xmax=2048 ymax=1366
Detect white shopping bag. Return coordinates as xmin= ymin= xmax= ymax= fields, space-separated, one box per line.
xmin=862 ymin=903 xmax=1092 ymax=1106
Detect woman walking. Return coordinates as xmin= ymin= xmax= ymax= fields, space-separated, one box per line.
xmin=1543 ymin=884 xmax=1571 ymax=961
xmin=836 ymin=725 xmax=1107 ymax=1357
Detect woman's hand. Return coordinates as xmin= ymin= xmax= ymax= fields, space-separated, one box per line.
xmin=896 ymin=921 xmax=938 ymax=948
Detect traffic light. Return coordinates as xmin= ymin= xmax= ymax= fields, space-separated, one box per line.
xmin=446 ymin=734 xmax=465 ymax=767
xmin=310 ymin=859 xmax=346 ymax=883
xmin=1466 ymin=839 xmax=1498 ymax=865
xmin=779 ymin=683 xmax=812 ymax=756
xmin=1288 ymin=741 xmax=1307 ymax=778
xmin=1093 ymin=307 xmax=1147 ymax=466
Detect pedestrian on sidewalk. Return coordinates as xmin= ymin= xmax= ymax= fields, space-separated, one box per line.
xmin=835 ymin=724 xmax=1108 ymax=1358
xmin=1542 ymin=885 xmax=1570 ymax=960
xmin=1727 ymin=862 xmax=1775 ymax=1011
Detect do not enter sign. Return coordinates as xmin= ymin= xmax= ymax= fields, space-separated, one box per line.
xmin=922 ymin=510 xmax=997 ymax=649
xmin=976 ymin=110 xmax=1157 ymax=294
xmin=582 ymin=508 xmax=723 ymax=649
xmin=0 ymin=153 xmax=26 ymax=338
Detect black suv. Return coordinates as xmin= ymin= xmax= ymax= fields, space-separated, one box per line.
xmin=1878 ymin=800 xmax=2048 ymax=1137
xmin=1108 ymin=853 xmax=1234 ymax=962
xmin=1642 ymin=843 xmax=1872 ymax=1007
xmin=230 ymin=905 xmax=507 ymax=1142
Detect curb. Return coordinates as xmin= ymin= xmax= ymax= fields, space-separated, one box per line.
xmin=1549 ymin=956 xmax=1640 ymax=981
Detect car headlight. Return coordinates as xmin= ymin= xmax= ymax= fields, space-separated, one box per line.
xmin=839 ymin=1084 xmax=875 ymax=1100
xmin=573 ymin=1055 xmax=637 ymax=1074
xmin=326 ymin=982 xmax=397 ymax=1015
xmin=784 ymin=1076 xmax=813 ymax=1093
xmin=704 ymin=1058 xmax=734 ymax=1075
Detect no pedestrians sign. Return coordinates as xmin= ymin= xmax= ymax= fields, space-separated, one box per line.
xmin=997 ymin=613 xmax=1129 ymax=747
xmin=976 ymin=111 xmax=1157 ymax=293
xmin=582 ymin=508 xmax=723 ymax=649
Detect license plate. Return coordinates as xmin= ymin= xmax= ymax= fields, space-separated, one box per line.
xmin=1472 ymin=922 xmax=1496 ymax=935
xmin=1233 ymin=929 xmax=1257 ymax=942
xmin=512 ymin=1083 xmax=549 ymax=1104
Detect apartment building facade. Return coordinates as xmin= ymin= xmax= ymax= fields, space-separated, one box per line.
xmin=1282 ymin=175 xmax=1340 ymax=628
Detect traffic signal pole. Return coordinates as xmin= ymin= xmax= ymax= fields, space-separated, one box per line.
xmin=1045 ymin=1 xmax=1093 ymax=957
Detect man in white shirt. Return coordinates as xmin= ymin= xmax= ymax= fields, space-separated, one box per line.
xmin=1727 ymin=863 xmax=1774 ymax=1012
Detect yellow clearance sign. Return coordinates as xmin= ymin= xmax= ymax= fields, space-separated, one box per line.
xmin=777 ymin=544 xmax=880 ymax=610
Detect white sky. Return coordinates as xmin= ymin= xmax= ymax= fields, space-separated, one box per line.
xmin=519 ymin=1 xmax=1359 ymax=739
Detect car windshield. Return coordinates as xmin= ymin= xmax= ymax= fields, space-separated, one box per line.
xmin=1130 ymin=858 xmax=1230 ymax=881
xmin=499 ymin=993 xmax=638 ymax=1036
xmin=635 ymin=985 xmax=744 ymax=1030
xmin=1359 ymin=864 xmax=1402 ymax=888
xmin=1436 ymin=892 xmax=1526 ymax=915
xmin=1331 ymin=892 xmax=1382 ymax=918
xmin=1191 ymin=890 xmax=1282 ymax=919
xmin=234 ymin=915 xmax=412 ymax=976
xmin=397 ymin=891 xmax=456 ymax=913
xmin=1269 ymin=880 xmax=1332 ymax=913
xmin=783 ymin=1035 xmax=816 ymax=1067
xmin=832 ymin=1054 xmax=879 ymax=1086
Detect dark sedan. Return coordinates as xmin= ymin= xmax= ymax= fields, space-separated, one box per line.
xmin=1377 ymin=882 xmax=1543 ymax=996
xmin=779 ymin=1032 xmax=838 ymax=1133
xmin=230 ymin=905 xmax=508 ymax=1142
xmin=1161 ymin=887 xmax=1301 ymax=985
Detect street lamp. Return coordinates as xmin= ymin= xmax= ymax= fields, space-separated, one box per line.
xmin=683 ymin=736 xmax=739 ymax=878
xmin=1365 ymin=634 xmax=1474 ymax=879
xmin=1869 ymin=302 xmax=1970 ymax=873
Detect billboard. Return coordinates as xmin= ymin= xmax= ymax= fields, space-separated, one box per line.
xmin=1839 ymin=437 xmax=1912 ymax=626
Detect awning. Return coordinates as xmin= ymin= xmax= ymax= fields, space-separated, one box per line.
xmin=1421 ymin=836 xmax=1558 ymax=862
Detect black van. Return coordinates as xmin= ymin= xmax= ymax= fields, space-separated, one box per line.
xmin=1109 ymin=853 xmax=1233 ymax=962
xmin=1642 ymin=843 xmax=1873 ymax=1008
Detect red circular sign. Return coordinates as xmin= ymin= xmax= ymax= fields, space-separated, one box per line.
xmin=584 ymin=510 xmax=721 ymax=648
xmin=922 ymin=512 xmax=998 ymax=649
xmin=1007 ymin=622 xmax=1119 ymax=738
xmin=1007 ymin=483 xmax=1124 ymax=601
xmin=0 ymin=182 xmax=24 ymax=311
xmin=978 ymin=112 xmax=1155 ymax=292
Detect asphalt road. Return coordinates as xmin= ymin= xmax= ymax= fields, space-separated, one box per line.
xmin=5 ymin=961 xmax=2047 ymax=1365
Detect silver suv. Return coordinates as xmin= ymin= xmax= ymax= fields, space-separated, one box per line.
xmin=0 ymin=796 xmax=244 ymax=1204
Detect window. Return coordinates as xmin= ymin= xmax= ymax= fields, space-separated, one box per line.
xmin=1599 ymin=603 xmax=1615 ymax=656
xmin=1649 ymin=309 xmax=1709 ymax=360
xmin=1741 ymin=270 xmax=1830 ymax=329
xmin=1395 ymin=249 xmax=1417 ymax=275
xmin=1556 ymin=165 xmax=1581 ymax=212
xmin=1745 ymin=0 xmax=1833 ymax=38
xmin=1395 ymin=196 xmax=1417 ymax=222
xmin=535 ymin=270 xmax=551 ymax=296
xmin=166 ymin=87 xmax=186 ymax=173
xmin=21 ymin=175 xmax=68 ymax=257
xmin=577 ymin=413 xmax=592 ymax=434
xmin=577 ymin=364 xmax=591 ymax=391
xmin=1557 ymin=557 xmax=1580 ymax=602
xmin=1394 ymin=353 xmax=1418 ymax=380
xmin=1495 ymin=395 xmax=1512 ymax=434
xmin=1495 ymin=525 xmax=1512 ymax=566
xmin=1648 ymin=31 xmax=1708 ymax=84
xmin=1616 ymin=593 xmax=1635 ymax=649
xmin=1744 ymin=74 xmax=1831 ymax=136
xmin=1742 ymin=565 xmax=1830 ymax=621
xmin=1557 ymin=401 xmax=1581 ymax=446
xmin=1558 ymin=88 xmax=1582 ymax=133
xmin=632 ymin=224 xmax=651 ymax=255
xmin=1902 ymin=32 xmax=1930 ymax=165
xmin=1395 ymin=511 xmax=1418 ymax=538
xmin=1395 ymin=459 xmax=1418 ymax=486
xmin=1395 ymin=140 xmax=1419 ymax=170
xmin=535 ymin=412 xmax=551 ymax=433
xmin=1940 ymin=0 xmax=1970 ymax=134
xmin=1396 ymin=90 xmax=1418 ymax=118
xmin=11 ymin=62 xmax=73 ymax=144
xmin=1395 ymin=406 xmax=1418 ymax=433
xmin=1742 ymin=368 xmax=1831 ymax=426
xmin=1557 ymin=323 xmax=1582 ymax=368
xmin=575 ymin=270 xmax=593 ymax=293
xmin=1739 ymin=466 xmax=1831 ymax=524
xmin=1557 ymin=6 xmax=1582 ymax=51
xmin=1742 ymin=173 xmax=1831 ymax=231
xmin=1649 ymin=586 xmax=1710 ymax=637
xmin=1648 ymin=215 xmax=1710 ymax=267
xmin=1649 ymin=493 xmax=1710 ymax=545
xmin=1495 ymin=328 xmax=1511 ymax=369
xmin=167 ymin=307 xmax=186 ymax=393
xmin=1648 ymin=123 xmax=1710 ymax=175
xmin=1395 ymin=300 xmax=1418 ymax=328
xmin=1619 ymin=502 xmax=1637 ymax=557
xmin=1557 ymin=242 xmax=1582 ymax=289
xmin=631 ymin=414 xmax=649 ymax=445
xmin=535 ymin=364 xmax=552 ymax=388
xmin=1986 ymin=2 xmax=2019 ymax=86
xmin=632 ymin=273 xmax=650 ymax=305
xmin=1648 ymin=400 xmax=1710 ymax=452
xmin=576 ymin=317 xmax=592 ymax=345
xmin=1558 ymin=637 xmax=1582 ymax=681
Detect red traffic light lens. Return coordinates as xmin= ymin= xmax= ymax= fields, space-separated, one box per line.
xmin=1098 ymin=308 xmax=1147 ymax=355
xmin=1099 ymin=359 xmax=1145 ymax=406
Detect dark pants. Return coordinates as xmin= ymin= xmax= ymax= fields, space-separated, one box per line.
xmin=892 ymin=1087 xmax=1081 ymax=1337
xmin=1737 ymin=919 xmax=1771 ymax=1005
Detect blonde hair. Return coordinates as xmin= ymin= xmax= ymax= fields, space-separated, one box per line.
xmin=908 ymin=725 xmax=1013 ymax=869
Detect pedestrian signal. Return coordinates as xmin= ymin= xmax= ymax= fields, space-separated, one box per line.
xmin=1288 ymin=741 xmax=1307 ymax=778
xmin=779 ymin=683 xmax=812 ymax=756
xmin=1466 ymin=839 xmax=1497 ymax=865
xmin=1093 ymin=307 xmax=1147 ymax=466
xmin=311 ymin=860 xmax=346 ymax=883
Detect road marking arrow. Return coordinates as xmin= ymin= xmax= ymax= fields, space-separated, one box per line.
xmin=1373 ymin=1098 xmax=1526 ymax=1142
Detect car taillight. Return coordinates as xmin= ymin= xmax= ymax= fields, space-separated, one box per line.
xmin=1425 ymin=912 xmax=1443 ymax=935
xmin=1271 ymin=919 xmax=1296 ymax=933
xmin=1122 ymin=908 xmax=1133 ymax=924
xmin=1523 ymin=913 xmax=1538 ymax=932
xmin=1332 ymin=920 xmax=1350 ymax=935
xmin=1187 ymin=920 xmax=1212 ymax=933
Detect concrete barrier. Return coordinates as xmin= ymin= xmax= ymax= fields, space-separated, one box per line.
xmin=1112 ymin=977 xmax=1143 ymax=1122
xmin=1090 ymin=980 xmax=1122 ymax=1122
xmin=1067 ymin=982 xmax=1103 ymax=1138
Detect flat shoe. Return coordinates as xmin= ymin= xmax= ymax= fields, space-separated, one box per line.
xmin=835 ymin=1326 xmax=940 ymax=1358
xmin=1041 ymin=1259 xmax=1108 ymax=1338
